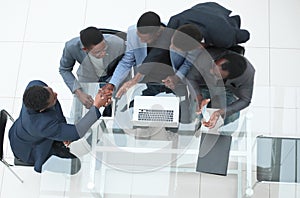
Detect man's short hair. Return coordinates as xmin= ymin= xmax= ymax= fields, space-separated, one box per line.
xmin=172 ymin=24 xmax=203 ymax=52
xmin=80 ymin=26 xmax=104 ymax=49
xmin=23 ymin=86 xmax=50 ymax=111
xmin=137 ymin=11 xmax=161 ymax=34
xmin=219 ymin=53 xmax=247 ymax=79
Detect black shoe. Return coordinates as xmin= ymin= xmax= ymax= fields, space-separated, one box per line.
xmin=14 ymin=157 xmax=34 ymax=166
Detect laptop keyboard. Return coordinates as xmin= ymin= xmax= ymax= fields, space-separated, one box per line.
xmin=138 ymin=109 xmax=174 ymax=122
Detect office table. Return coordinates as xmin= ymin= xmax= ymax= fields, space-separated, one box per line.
xmin=74 ymin=83 xmax=253 ymax=198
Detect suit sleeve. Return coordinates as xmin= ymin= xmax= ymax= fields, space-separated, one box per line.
xmin=59 ymin=43 xmax=82 ymax=92
xmin=39 ymin=106 xmax=101 ymax=141
xmin=224 ymin=65 xmax=255 ymax=116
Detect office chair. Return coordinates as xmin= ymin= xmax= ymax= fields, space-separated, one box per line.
xmin=247 ymin=136 xmax=300 ymax=198
xmin=0 ymin=109 xmax=24 ymax=183
xmin=98 ymin=28 xmax=127 ymax=41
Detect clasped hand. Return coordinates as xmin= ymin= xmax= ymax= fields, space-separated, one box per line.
xmin=94 ymin=88 xmax=112 ymax=108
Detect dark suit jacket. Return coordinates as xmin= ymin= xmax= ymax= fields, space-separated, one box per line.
xmin=9 ymin=80 xmax=101 ymax=172
xmin=167 ymin=2 xmax=250 ymax=48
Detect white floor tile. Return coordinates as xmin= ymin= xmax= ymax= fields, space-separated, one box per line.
xmin=145 ymin=0 xmax=197 ymax=23
xmin=0 ymin=98 xmax=15 ymax=115
xmin=297 ymin=109 xmax=300 ymax=135
xmin=270 ymin=49 xmax=300 ymax=87
xmin=270 ymin=0 xmax=300 ymax=48
xmin=200 ymin=173 xmax=237 ymax=198
xmin=270 ymin=182 xmax=300 ymax=198
xmin=251 ymin=86 xmax=271 ymax=108
xmin=270 ymin=108 xmax=298 ymax=136
xmin=85 ymin=0 xmax=146 ymax=32
xmin=99 ymin=169 xmax=133 ymax=195
xmin=270 ymin=86 xmax=298 ymax=108
xmin=245 ymin=47 xmax=270 ymax=86
xmin=0 ymin=0 xmax=30 ymax=41
xmin=0 ymin=166 xmax=4 ymax=195
xmin=250 ymin=182 xmax=270 ymax=198
xmin=0 ymin=42 xmax=23 ymax=97
xmin=15 ymin=42 xmax=65 ymax=97
xmin=297 ymin=88 xmax=300 ymax=108
xmin=24 ymin=0 xmax=86 ymax=42
xmin=131 ymin=170 xmax=173 ymax=196
xmin=0 ymin=166 xmax=41 ymax=198
xmin=217 ymin=0 xmax=270 ymax=48
xmin=248 ymin=107 xmax=271 ymax=136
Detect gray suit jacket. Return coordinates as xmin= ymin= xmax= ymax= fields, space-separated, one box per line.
xmin=59 ymin=34 xmax=125 ymax=92
xmin=186 ymin=48 xmax=255 ymax=116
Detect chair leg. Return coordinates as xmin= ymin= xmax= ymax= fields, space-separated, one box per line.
xmin=1 ymin=159 xmax=24 ymax=183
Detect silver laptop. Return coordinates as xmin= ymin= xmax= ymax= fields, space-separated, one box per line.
xmin=132 ymin=96 xmax=180 ymax=128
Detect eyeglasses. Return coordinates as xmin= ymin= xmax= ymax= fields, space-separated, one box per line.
xmin=89 ymin=41 xmax=108 ymax=58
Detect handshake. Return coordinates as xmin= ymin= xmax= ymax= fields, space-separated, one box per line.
xmin=93 ymin=87 xmax=113 ymax=109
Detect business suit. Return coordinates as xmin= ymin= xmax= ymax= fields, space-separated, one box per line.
xmin=167 ymin=2 xmax=250 ymax=48
xmin=59 ymin=34 xmax=125 ymax=93
xmin=9 ymin=80 xmax=101 ymax=173
xmin=186 ymin=48 xmax=255 ymax=125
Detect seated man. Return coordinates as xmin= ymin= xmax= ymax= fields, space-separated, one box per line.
xmin=9 ymin=80 xmax=111 ymax=174
xmin=59 ymin=26 xmax=125 ymax=110
xmin=167 ymin=24 xmax=255 ymax=129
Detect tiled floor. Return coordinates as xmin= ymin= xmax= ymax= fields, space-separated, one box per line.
xmin=1 ymin=0 xmax=300 ymax=197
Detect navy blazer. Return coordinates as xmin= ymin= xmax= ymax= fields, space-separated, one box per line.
xmin=167 ymin=2 xmax=250 ymax=48
xmin=9 ymin=80 xmax=100 ymax=172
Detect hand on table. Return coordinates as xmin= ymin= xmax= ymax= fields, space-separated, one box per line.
xmin=162 ymin=75 xmax=180 ymax=90
xmin=195 ymin=95 xmax=210 ymax=115
xmin=202 ymin=110 xmax=222 ymax=129
xmin=115 ymin=73 xmax=143 ymax=98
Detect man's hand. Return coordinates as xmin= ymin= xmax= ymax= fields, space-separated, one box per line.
xmin=102 ymin=83 xmax=115 ymax=105
xmin=116 ymin=80 xmax=136 ymax=98
xmin=75 ymin=89 xmax=94 ymax=109
xmin=63 ymin=141 xmax=71 ymax=147
xmin=94 ymin=88 xmax=112 ymax=108
xmin=102 ymin=83 xmax=115 ymax=92
xmin=202 ymin=110 xmax=222 ymax=129
xmin=195 ymin=95 xmax=210 ymax=115
xmin=162 ymin=75 xmax=180 ymax=90
xmin=115 ymin=73 xmax=144 ymax=98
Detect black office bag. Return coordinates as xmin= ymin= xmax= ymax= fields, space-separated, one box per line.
xmin=196 ymin=133 xmax=232 ymax=176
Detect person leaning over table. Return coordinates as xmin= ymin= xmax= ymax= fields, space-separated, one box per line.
xmin=166 ymin=24 xmax=255 ymax=129
xmin=102 ymin=12 xmax=192 ymax=124
xmin=103 ymin=11 xmax=173 ymax=98
xmin=149 ymin=2 xmax=250 ymax=92
xmin=59 ymin=26 xmax=125 ymax=110
xmin=9 ymin=80 xmax=112 ymax=174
